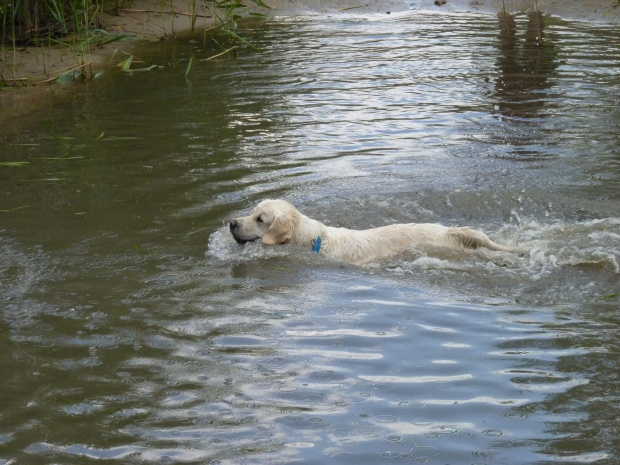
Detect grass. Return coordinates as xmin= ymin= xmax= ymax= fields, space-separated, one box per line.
xmin=595 ymin=293 xmax=619 ymax=302
xmin=1 ymin=0 xmax=270 ymax=85
xmin=1 ymin=0 xmax=126 ymax=83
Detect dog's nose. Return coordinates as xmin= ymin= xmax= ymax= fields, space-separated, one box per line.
xmin=229 ymin=220 xmax=238 ymax=231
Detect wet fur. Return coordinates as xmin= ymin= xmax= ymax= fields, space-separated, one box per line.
xmin=229 ymin=199 xmax=522 ymax=265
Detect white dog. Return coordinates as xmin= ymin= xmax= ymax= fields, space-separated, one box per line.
xmin=229 ymin=199 xmax=522 ymax=265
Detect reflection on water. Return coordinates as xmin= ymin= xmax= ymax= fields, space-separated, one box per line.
xmin=494 ymin=11 xmax=558 ymax=119
xmin=1 ymin=9 xmax=620 ymax=465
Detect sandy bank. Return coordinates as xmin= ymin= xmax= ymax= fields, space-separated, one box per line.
xmin=0 ymin=0 xmax=215 ymax=86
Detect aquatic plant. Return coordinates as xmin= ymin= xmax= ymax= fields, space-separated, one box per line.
xmin=595 ymin=292 xmax=619 ymax=301
xmin=206 ymin=0 xmax=269 ymax=48
xmin=111 ymin=49 xmax=157 ymax=72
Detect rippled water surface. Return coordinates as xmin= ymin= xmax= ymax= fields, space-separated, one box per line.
xmin=1 ymin=10 xmax=620 ymax=465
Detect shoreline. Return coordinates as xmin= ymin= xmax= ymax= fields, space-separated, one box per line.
xmin=2 ymin=0 xmax=619 ymax=86
xmin=0 ymin=0 xmax=216 ymax=87
xmin=266 ymin=0 xmax=620 ymax=23
xmin=1 ymin=0 xmax=618 ymax=88
xmin=0 ymin=0 xmax=217 ymax=127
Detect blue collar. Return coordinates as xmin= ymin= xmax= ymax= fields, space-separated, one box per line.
xmin=312 ymin=236 xmax=322 ymax=253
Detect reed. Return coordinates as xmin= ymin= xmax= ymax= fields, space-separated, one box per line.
xmin=533 ymin=0 xmax=542 ymax=44
xmin=499 ymin=0 xmax=509 ymax=35
xmin=0 ymin=0 xmax=131 ymax=83
xmin=189 ymin=0 xmax=197 ymax=36
xmin=0 ymin=0 xmax=270 ymax=84
xmin=0 ymin=0 xmax=19 ymax=82
xmin=206 ymin=0 xmax=269 ymax=48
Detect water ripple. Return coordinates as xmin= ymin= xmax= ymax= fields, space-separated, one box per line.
xmin=2 ymin=9 xmax=620 ymax=465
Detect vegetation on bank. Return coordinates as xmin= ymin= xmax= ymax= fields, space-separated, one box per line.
xmin=0 ymin=0 xmax=269 ymax=85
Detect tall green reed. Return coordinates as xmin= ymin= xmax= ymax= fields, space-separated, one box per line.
xmin=0 ymin=0 xmax=20 ymax=82
xmin=1 ymin=0 xmax=119 ymax=83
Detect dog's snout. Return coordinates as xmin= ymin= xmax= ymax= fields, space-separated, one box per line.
xmin=229 ymin=219 xmax=238 ymax=231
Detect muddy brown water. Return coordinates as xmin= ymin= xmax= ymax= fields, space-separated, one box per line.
xmin=1 ymin=10 xmax=619 ymax=464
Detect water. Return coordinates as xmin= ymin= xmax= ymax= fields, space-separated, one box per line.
xmin=1 ymin=9 xmax=619 ymax=464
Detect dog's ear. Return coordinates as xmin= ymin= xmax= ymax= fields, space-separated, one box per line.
xmin=262 ymin=212 xmax=298 ymax=245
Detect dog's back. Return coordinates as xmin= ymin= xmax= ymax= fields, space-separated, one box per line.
xmin=318 ymin=223 xmax=522 ymax=265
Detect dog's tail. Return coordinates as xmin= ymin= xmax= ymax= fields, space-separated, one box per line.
xmin=449 ymin=227 xmax=527 ymax=254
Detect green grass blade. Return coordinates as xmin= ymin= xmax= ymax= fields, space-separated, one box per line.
xmin=185 ymin=55 xmax=194 ymax=77
xmin=0 ymin=161 xmax=29 ymax=166
xmin=0 ymin=206 xmax=30 ymax=213
xmin=221 ymin=27 xmax=255 ymax=49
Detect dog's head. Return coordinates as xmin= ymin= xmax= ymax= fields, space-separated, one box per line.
xmin=229 ymin=199 xmax=300 ymax=245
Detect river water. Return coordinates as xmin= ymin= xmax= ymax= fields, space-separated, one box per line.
xmin=1 ymin=9 xmax=619 ymax=465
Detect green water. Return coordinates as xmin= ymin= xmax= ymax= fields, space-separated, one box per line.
xmin=1 ymin=11 xmax=619 ymax=464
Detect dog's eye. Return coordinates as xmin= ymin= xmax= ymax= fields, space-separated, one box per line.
xmin=256 ymin=215 xmax=263 ymax=223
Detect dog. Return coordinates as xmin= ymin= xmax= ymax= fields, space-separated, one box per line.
xmin=229 ymin=199 xmax=522 ymax=265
